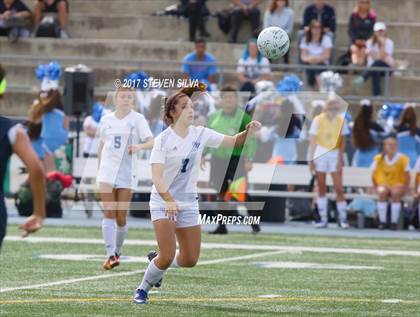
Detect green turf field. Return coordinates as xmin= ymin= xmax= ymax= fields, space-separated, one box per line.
xmin=1 ymin=226 xmax=419 ymax=317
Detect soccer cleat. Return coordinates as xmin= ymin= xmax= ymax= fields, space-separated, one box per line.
xmin=103 ymin=255 xmax=119 ymax=270
xmin=251 ymin=224 xmax=261 ymax=234
xmin=339 ymin=221 xmax=350 ymax=229
xmin=147 ymin=251 xmax=162 ymax=288
xmin=390 ymin=223 xmax=398 ymax=231
xmin=133 ymin=289 xmax=148 ymax=304
xmin=314 ymin=221 xmax=328 ymax=228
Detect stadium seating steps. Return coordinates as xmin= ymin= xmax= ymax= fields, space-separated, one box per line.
xmin=1 ymin=0 xmax=420 ymax=116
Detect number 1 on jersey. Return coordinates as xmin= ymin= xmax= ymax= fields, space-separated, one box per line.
xmin=181 ymin=158 xmax=190 ymax=173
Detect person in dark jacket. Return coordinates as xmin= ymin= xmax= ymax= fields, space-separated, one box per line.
xmin=302 ymin=0 xmax=336 ymax=34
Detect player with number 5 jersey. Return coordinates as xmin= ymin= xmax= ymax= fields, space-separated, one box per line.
xmin=97 ymin=87 xmax=154 ymax=270
xmin=133 ymin=84 xmax=261 ymax=304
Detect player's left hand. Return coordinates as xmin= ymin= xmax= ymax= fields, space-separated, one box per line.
xmin=19 ymin=214 xmax=43 ymax=238
xmin=246 ymin=121 xmax=262 ymax=134
xmin=128 ymin=144 xmax=142 ymax=154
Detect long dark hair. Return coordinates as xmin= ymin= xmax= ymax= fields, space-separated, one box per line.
xmin=29 ymin=89 xmax=62 ymax=123
xmin=352 ymin=106 xmax=375 ymax=150
xmin=397 ymin=106 xmax=417 ymax=136
xmin=305 ymin=19 xmax=324 ymax=44
xmin=269 ymin=0 xmax=289 ymax=13
xmin=162 ymin=83 xmax=206 ymax=125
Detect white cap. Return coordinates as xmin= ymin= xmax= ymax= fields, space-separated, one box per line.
xmin=374 ymin=22 xmax=386 ymax=32
xmin=311 ymin=99 xmax=326 ymax=108
xmin=360 ymin=99 xmax=371 ymax=107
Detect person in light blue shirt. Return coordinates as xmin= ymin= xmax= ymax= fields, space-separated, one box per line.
xmin=181 ymin=38 xmax=217 ymax=88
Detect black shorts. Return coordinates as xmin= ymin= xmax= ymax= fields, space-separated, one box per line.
xmin=209 ymin=156 xmax=246 ymax=194
xmin=39 ymin=0 xmax=69 ymax=13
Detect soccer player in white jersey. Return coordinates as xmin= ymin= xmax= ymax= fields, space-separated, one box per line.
xmin=97 ymin=87 xmax=154 ymax=270
xmin=133 ymin=85 xmax=261 ymax=304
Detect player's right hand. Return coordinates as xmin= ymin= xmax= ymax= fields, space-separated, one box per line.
xmin=165 ymin=201 xmax=179 ymax=222
xmin=19 ymin=214 xmax=43 ymax=238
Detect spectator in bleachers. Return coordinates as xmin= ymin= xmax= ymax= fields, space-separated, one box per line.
xmin=353 ymin=22 xmax=394 ymax=96
xmin=394 ymin=105 xmax=420 ymax=168
xmin=34 ymin=0 xmax=69 ymax=38
xmin=371 ymin=137 xmax=410 ymax=230
xmin=348 ymin=0 xmax=376 ymax=67
xmin=263 ymin=0 xmax=294 ymax=64
xmin=204 ymin=86 xmax=258 ymax=234
xmin=301 ymin=0 xmax=336 ymax=34
xmin=309 ymin=97 xmax=350 ymax=229
xmin=182 ymin=38 xmax=217 ymax=89
xmin=352 ymin=99 xmax=386 ymax=167
xmin=300 ymin=19 xmax=332 ymax=89
xmin=183 ymin=0 xmax=210 ymax=41
xmin=236 ymin=38 xmax=271 ymax=93
xmin=28 ymin=90 xmax=69 ymax=172
xmin=229 ymin=0 xmax=261 ymax=43
xmin=82 ymin=102 xmax=107 ymax=158
xmin=0 ymin=0 xmax=31 ymax=41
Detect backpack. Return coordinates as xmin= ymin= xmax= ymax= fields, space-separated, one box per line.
xmin=15 ymin=179 xmax=63 ymax=218
xmin=35 ymin=16 xmax=60 ymax=38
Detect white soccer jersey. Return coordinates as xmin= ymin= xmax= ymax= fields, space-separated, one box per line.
xmin=97 ymin=110 xmax=153 ymax=189
xmin=149 ymin=125 xmax=224 ymax=209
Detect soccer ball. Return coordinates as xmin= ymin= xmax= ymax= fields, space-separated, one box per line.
xmin=257 ymin=27 xmax=290 ymax=59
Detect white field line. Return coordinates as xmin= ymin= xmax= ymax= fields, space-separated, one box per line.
xmin=0 ymin=250 xmax=286 ymax=294
xmin=5 ymin=236 xmax=420 ymax=257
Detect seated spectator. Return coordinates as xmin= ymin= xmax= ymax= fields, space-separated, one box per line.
xmin=297 ymin=0 xmax=336 ymax=61
xmin=302 ymin=0 xmax=336 ymax=34
xmin=0 ymin=64 xmax=6 ymax=98
xmin=348 ymin=0 xmax=376 ymax=66
xmin=352 ymin=99 xmax=386 ymax=167
xmin=0 ymin=0 xmax=31 ymax=41
xmin=371 ymin=137 xmax=410 ymax=230
xmin=229 ymin=0 xmax=261 ymax=43
xmin=82 ymin=102 xmax=107 ymax=158
xmin=181 ymin=38 xmax=217 ymax=89
xmin=394 ymin=105 xmax=420 ymax=168
xmin=236 ymin=38 xmax=271 ymax=93
xmin=353 ymin=22 xmax=394 ymax=96
xmin=300 ymin=19 xmax=332 ymax=89
xmin=34 ymin=0 xmax=69 ymax=38
xmin=182 ymin=0 xmax=210 ymax=41
xmin=263 ymin=0 xmax=294 ymax=63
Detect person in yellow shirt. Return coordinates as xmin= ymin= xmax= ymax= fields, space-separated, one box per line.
xmin=309 ymin=97 xmax=350 ymax=228
xmin=371 ymin=137 xmax=410 ymax=230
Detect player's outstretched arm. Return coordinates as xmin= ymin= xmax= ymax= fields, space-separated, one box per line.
xmin=128 ymin=137 xmax=154 ymax=154
xmin=220 ymin=121 xmax=261 ymax=148
xmin=12 ymin=128 xmax=46 ymax=237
